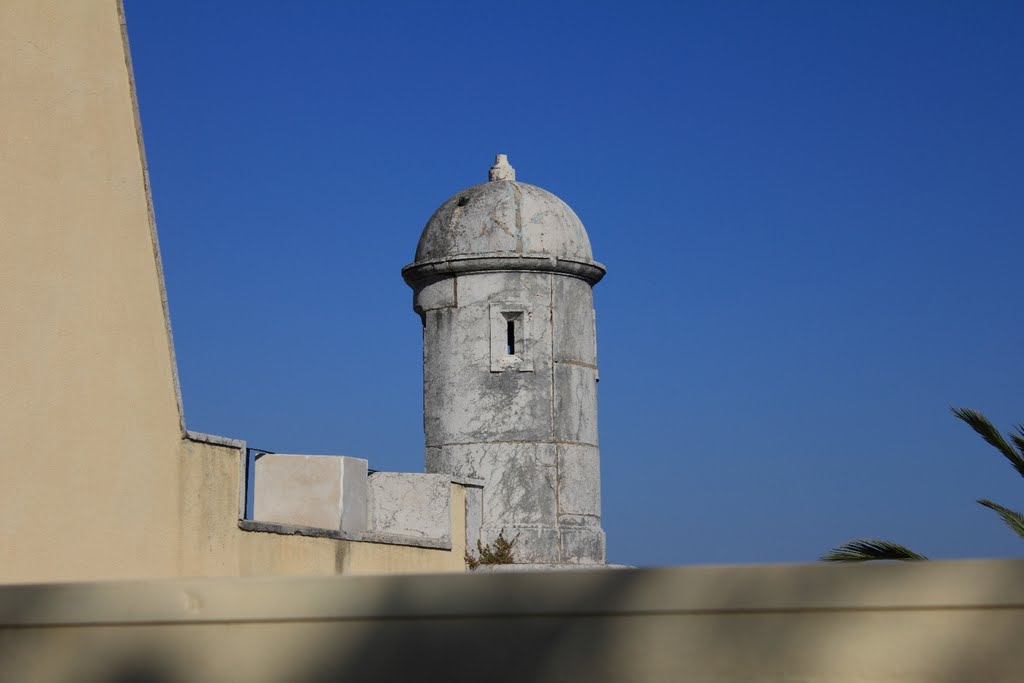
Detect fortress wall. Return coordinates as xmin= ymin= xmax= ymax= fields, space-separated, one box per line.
xmin=181 ymin=435 xmax=470 ymax=577
xmin=0 ymin=0 xmax=185 ymax=582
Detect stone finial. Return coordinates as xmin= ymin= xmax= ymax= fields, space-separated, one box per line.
xmin=488 ymin=154 xmax=516 ymax=182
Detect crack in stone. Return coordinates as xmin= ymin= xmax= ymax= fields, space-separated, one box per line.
xmin=512 ymin=183 xmax=524 ymax=253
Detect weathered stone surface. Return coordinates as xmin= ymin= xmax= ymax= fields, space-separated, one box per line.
xmin=553 ymin=362 xmax=599 ymax=445
xmin=557 ymin=444 xmax=601 ymax=518
xmin=464 ymin=484 xmax=483 ymax=552
xmin=471 ymin=563 xmax=625 ymax=572
xmin=411 ymin=180 xmax=596 ymax=265
xmin=478 ymin=526 xmax=560 ymax=565
xmin=559 ymin=526 xmax=606 ymax=565
xmin=454 ymin=271 xmax=552 ymax=308
xmin=488 ymin=153 xmax=516 ymax=181
xmin=481 ymin=461 xmax=557 ymax=529
xmin=427 ymin=442 xmax=557 ymax=477
xmin=558 ymin=513 xmax=601 ymax=527
xmin=552 ymin=276 xmax=597 ymax=365
xmin=253 ymin=454 xmax=367 ymax=532
xmin=423 ymin=301 xmax=553 ymax=446
xmin=427 ymin=442 xmax=557 ymax=529
xmin=367 ymin=472 xmax=450 ymax=541
xmin=413 ymin=278 xmax=455 ymax=314
xmin=407 ymin=157 xmax=606 ymax=566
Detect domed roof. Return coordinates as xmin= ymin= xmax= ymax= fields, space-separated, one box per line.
xmin=403 ymin=155 xmax=605 ymax=286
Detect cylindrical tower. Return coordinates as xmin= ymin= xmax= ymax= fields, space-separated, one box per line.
xmin=402 ymin=155 xmax=606 ymax=565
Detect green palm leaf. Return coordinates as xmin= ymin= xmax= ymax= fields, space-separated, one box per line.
xmin=1010 ymin=426 xmax=1024 ymax=459
xmin=977 ymin=499 xmax=1024 ymax=540
xmin=821 ymin=539 xmax=927 ymax=562
xmin=951 ymin=407 xmax=1024 ymax=479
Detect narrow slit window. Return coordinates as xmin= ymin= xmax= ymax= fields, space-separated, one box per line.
xmin=490 ymin=304 xmax=532 ymax=372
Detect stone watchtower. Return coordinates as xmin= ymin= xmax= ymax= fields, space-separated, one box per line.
xmin=402 ymin=155 xmax=606 ymax=565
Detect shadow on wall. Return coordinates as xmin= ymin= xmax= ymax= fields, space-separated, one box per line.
xmin=283 ymin=562 xmax=1024 ymax=682
xmin=1 ymin=560 xmax=1024 ymax=682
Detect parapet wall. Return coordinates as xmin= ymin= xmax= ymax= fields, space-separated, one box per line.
xmin=2 ymin=558 xmax=1022 ymax=682
xmin=181 ymin=434 xmax=470 ymax=577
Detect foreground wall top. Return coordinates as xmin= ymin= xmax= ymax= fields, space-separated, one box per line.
xmin=2 ymin=559 xmax=1023 ymax=682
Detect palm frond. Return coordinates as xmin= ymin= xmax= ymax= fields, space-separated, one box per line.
xmin=821 ymin=539 xmax=927 ymax=562
xmin=950 ymin=407 xmax=1024 ymax=479
xmin=977 ymin=499 xmax=1024 ymax=540
xmin=1011 ymin=425 xmax=1024 ymax=459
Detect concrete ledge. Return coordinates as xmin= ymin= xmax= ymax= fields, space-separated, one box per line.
xmin=449 ymin=474 xmax=485 ymax=488
xmin=184 ymin=430 xmax=246 ymax=449
xmin=3 ymin=558 xmax=1024 ymax=623
xmin=402 ymin=254 xmax=607 ymax=286
xmin=238 ymin=519 xmax=452 ymax=551
xmin=471 ymin=564 xmax=626 ymax=573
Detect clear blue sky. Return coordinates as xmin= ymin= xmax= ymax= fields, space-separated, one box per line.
xmin=125 ymin=2 xmax=1023 ymax=567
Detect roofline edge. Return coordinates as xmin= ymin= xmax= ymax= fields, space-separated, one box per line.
xmin=402 ymin=255 xmax=606 ymax=288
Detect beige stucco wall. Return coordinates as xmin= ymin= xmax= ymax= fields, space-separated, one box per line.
xmin=2 ymin=558 xmax=1023 ymax=682
xmin=0 ymin=0 xmax=185 ymax=583
xmin=178 ymin=438 xmax=247 ymax=577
